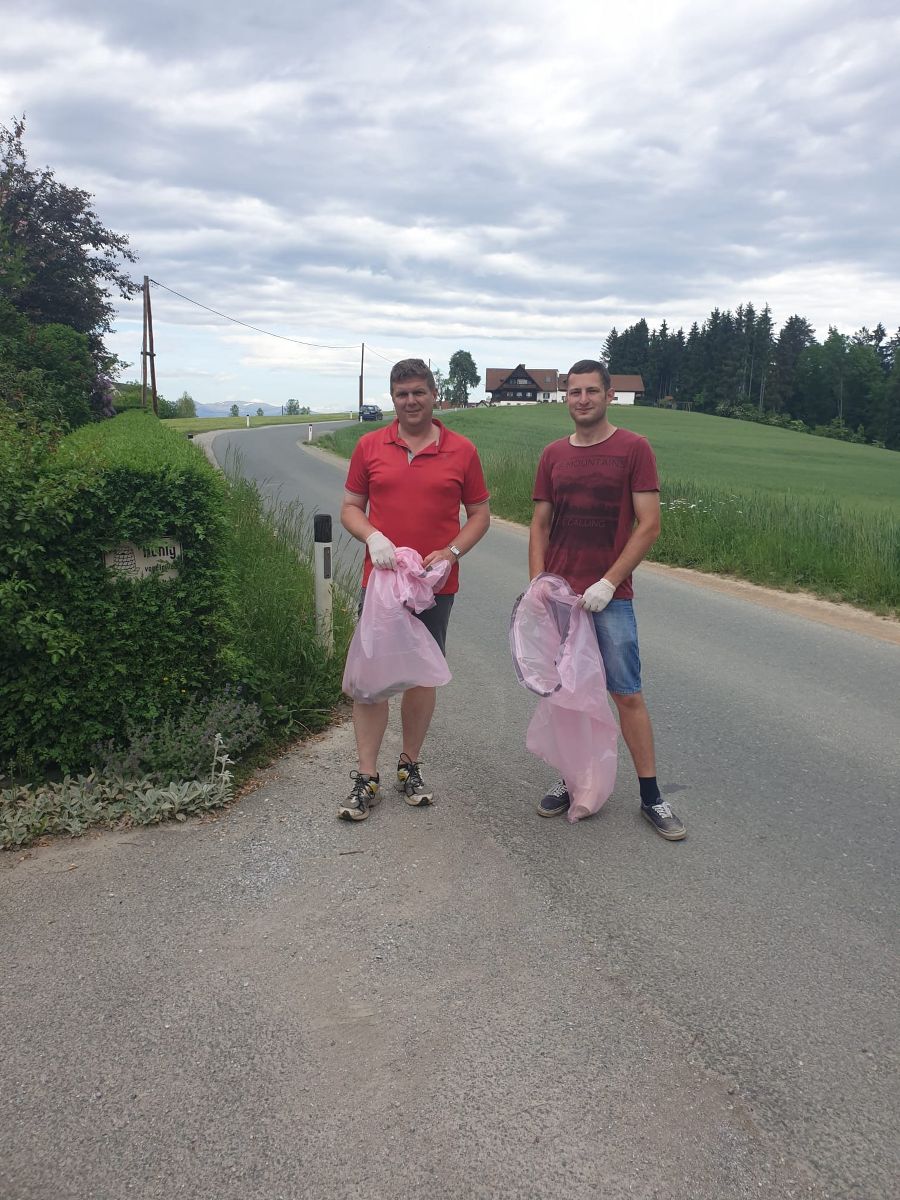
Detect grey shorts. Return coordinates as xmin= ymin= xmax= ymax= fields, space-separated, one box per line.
xmin=358 ymin=588 xmax=454 ymax=656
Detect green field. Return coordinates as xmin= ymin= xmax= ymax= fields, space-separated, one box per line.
xmin=319 ymin=406 xmax=900 ymax=614
xmin=164 ymin=413 xmax=352 ymax=435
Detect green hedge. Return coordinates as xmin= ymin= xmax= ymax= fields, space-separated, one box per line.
xmin=1 ymin=410 xmax=239 ymax=772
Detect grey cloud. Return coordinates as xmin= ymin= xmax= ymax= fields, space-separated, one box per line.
xmin=4 ymin=0 xmax=899 ymax=410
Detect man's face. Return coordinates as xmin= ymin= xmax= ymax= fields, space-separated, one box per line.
xmin=392 ymin=375 xmax=436 ymax=431
xmin=566 ymin=372 xmax=614 ymax=426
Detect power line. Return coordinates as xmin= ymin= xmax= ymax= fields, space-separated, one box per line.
xmin=147 ymin=279 xmax=437 ymax=371
xmin=148 ymin=278 xmax=359 ymax=351
xmin=368 ymin=344 xmax=439 ymax=367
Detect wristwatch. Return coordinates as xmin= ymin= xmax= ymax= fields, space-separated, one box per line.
xmin=449 ymin=544 xmax=462 ymax=559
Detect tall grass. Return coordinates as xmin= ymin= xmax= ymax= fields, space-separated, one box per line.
xmin=223 ymin=460 xmax=357 ymax=736
xmin=654 ymin=479 xmax=900 ymax=612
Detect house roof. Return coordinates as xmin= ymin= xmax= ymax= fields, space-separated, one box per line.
xmin=558 ymin=373 xmax=645 ymax=393
xmin=486 ymin=367 xmax=560 ymax=392
xmin=610 ymin=374 xmax=645 ymax=392
xmin=485 ymin=368 xmax=645 ymax=394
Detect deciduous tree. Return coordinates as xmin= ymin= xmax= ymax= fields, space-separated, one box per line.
xmin=175 ymin=391 xmax=196 ymax=418
xmin=0 ymin=117 xmax=139 ymax=368
xmin=447 ymin=350 xmax=480 ymax=406
xmin=432 ymin=366 xmax=447 ymax=406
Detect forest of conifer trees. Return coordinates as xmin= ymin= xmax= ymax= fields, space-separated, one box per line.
xmin=604 ymin=305 xmax=900 ymax=450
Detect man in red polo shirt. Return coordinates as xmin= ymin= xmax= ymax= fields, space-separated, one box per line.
xmin=338 ymin=358 xmax=491 ymax=821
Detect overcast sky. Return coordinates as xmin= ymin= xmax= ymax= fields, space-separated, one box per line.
xmin=3 ymin=0 xmax=899 ymax=411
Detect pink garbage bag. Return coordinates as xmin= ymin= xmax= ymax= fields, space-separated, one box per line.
xmin=510 ymin=573 xmax=618 ymax=822
xmin=342 ymin=548 xmax=452 ymax=704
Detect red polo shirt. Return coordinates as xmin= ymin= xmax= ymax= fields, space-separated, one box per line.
xmin=346 ymin=418 xmax=490 ymax=594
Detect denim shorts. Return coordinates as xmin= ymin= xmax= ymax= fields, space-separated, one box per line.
xmin=591 ymin=600 xmax=642 ymax=695
xmin=359 ymin=588 xmax=454 ymax=656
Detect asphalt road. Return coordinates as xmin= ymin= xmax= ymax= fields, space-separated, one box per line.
xmin=2 ymin=422 xmax=897 ymax=1200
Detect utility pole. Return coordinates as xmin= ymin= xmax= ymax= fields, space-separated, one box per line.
xmin=145 ymin=279 xmax=159 ymax=416
xmin=358 ymin=342 xmax=365 ymax=421
xmin=141 ymin=277 xmax=148 ymax=409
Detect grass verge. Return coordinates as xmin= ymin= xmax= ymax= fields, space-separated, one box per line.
xmin=165 ymin=413 xmax=352 ymax=434
xmin=222 ymin=455 xmax=357 ymax=736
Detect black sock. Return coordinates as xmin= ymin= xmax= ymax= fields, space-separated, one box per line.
xmin=639 ymin=776 xmax=661 ymax=806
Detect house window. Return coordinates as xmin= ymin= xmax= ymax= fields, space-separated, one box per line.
xmin=543 ymin=392 xmax=550 ymax=399
xmin=517 ymin=378 xmax=528 ymax=384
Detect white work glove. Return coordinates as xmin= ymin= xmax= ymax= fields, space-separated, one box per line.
xmin=579 ymin=578 xmax=616 ymax=612
xmin=366 ymin=530 xmax=397 ymax=569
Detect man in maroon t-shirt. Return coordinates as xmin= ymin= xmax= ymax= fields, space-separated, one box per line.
xmin=529 ymin=359 xmax=686 ymax=840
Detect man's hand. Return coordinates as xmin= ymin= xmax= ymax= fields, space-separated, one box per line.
xmin=579 ymin=578 xmax=616 ymax=612
xmin=366 ymin=531 xmax=397 ymax=569
xmin=423 ymin=547 xmax=456 ymax=569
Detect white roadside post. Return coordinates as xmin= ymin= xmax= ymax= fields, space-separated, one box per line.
xmin=245 ymin=414 xmax=250 ymax=428
xmin=307 ymin=423 xmax=313 ymax=443
xmin=313 ymin=513 xmax=334 ymax=654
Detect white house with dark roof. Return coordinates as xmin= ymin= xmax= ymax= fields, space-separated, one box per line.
xmin=484 ymin=365 xmax=562 ymax=405
xmin=484 ymin=366 xmax=644 ymax=406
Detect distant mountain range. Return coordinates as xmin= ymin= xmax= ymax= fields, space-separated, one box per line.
xmin=194 ymin=401 xmax=289 ymax=417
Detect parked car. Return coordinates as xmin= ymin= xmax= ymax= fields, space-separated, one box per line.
xmin=360 ymin=404 xmax=383 ymax=421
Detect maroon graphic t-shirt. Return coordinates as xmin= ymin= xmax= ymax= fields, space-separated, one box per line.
xmin=532 ymin=428 xmax=659 ymax=599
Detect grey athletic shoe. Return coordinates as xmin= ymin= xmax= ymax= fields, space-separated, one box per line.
xmin=641 ymin=798 xmax=686 ymax=840
xmin=396 ymin=754 xmax=434 ymax=806
xmin=337 ymin=771 xmax=382 ymax=822
xmin=537 ymin=779 xmax=570 ymax=817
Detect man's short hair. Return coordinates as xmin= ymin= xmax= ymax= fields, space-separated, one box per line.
xmin=567 ymin=359 xmax=612 ymax=391
xmin=390 ymin=358 xmax=436 ymax=394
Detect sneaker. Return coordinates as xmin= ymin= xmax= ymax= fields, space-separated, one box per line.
xmin=537 ymin=779 xmax=570 ymax=817
xmin=337 ymin=771 xmax=382 ymax=822
xmin=396 ymin=754 xmax=434 ymax=806
xmin=641 ymin=798 xmax=686 ymax=840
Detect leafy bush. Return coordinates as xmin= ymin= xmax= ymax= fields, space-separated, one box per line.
xmin=711 ymin=398 xmax=891 ymax=449
xmin=0 ymin=299 xmax=95 ymax=428
xmin=0 ymin=409 xmax=239 ymax=773
xmin=93 ymin=685 xmax=264 ymax=784
xmin=0 ymin=736 xmax=234 ymax=849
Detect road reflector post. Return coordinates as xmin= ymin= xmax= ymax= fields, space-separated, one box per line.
xmin=308 ymin=424 xmax=313 ymax=443
xmin=246 ymin=414 xmax=250 ymax=428
xmin=313 ymin=513 xmax=334 ymax=654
